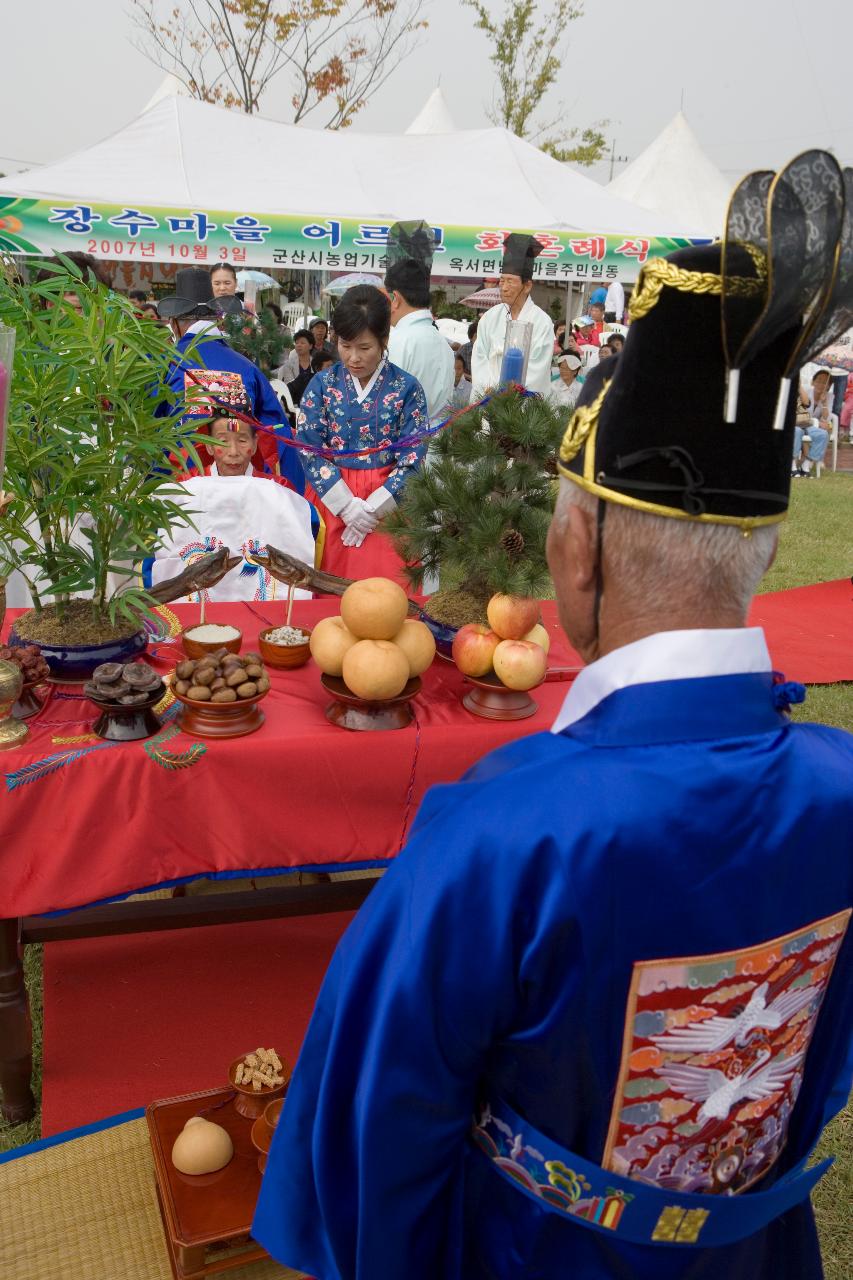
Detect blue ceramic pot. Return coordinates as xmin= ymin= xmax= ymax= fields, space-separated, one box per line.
xmin=418 ymin=609 xmax=459 ymax=660
xmin=7 ymin=622 xmax=148 ymax=682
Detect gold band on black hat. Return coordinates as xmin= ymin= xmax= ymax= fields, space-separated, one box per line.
xmin=629 ymin=253 xmax=766 ymax=323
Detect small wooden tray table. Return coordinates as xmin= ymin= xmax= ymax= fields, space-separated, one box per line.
xmin=147 ymin=1086 xmax=271 ymax=1280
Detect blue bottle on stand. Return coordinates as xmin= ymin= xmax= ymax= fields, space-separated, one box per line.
xmin=499 ymin=320 xmax=533 ymax=387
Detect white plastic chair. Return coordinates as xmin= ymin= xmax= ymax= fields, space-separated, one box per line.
xmin=814 ymin=413 xmax=839 ymax=478
xmin=269 ymin=377 xmax=296 ymax=419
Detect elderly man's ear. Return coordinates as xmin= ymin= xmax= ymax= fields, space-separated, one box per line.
xmin=555 ymin=500 xmax=599 ymax=594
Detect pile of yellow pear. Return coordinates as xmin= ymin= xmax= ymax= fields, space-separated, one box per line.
xmin=310 ymin=578 xmax=436 ymax=700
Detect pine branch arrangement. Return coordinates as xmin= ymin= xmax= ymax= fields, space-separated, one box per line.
xmin=385 ymin=389 xmax=564 ymax=613
xmin=221 ymin=309 xmax=288 ymax=374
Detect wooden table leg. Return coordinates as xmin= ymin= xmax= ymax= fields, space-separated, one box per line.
xmin=0 ymin=916 xmax=34 ymax=1124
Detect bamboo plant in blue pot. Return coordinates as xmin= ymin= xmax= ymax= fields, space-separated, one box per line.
xmin=0 ymin=260 xmax=202 ymax=679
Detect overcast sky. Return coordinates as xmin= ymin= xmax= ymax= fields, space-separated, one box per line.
xmin=2 ymin=0 xmax=851 ymax=184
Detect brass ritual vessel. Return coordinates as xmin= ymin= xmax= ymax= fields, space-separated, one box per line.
xmin=0 ymin=658 xmax=28 ymax=750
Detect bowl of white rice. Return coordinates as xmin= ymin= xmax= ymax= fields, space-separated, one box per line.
xmin=182 ymin=622 xmax=243 ymax=658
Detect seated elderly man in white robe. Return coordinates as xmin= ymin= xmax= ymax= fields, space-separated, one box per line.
xmin=148 ymin=418 xmax=319 ymax=603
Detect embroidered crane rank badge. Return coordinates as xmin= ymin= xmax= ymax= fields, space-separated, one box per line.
xmin=602 ymin=909 xmax=850 ymax=1195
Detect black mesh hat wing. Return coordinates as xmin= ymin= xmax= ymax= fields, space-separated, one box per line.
xmin=786 ymin=166 xmax=853 ymax=373
xmin=721 ymin=169 xmax=773 ymax=415
xmin=722 ymin=151 xmax=844 ymax=425
xmin=386 ymin=221 xmax=437 ymax=274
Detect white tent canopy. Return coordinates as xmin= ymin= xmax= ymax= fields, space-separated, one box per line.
xmin=0 ymin=97 xmax=704 ymax=236
xmin=143 ymin=73 xmax=188 ymax=113
xmin=405 ymin=87 xmax=457 ymax=135
xmin=607 ymin=112 xmax=730 ymax=239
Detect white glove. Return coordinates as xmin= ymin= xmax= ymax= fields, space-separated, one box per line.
xmin=341 ymin=522 xmax=369 ymax=548
xmin=340 ymin=496 xmax=379 ymax=538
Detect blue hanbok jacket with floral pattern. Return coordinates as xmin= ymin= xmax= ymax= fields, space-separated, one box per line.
xmin=295 ymin=359 xmax=428 ymax=501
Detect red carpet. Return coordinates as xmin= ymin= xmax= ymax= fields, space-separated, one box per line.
xmin=41 ymin=912 xmax=353 ymax=1137
xmin=751 ymin=577 xmax=853 ymax=683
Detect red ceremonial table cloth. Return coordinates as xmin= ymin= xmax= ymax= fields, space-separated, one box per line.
xmin=0 ymin=600 xmax=581 ymax=918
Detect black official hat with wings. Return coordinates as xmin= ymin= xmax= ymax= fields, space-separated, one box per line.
xmin=557 ymin=150 xmax=853 ymax=530
xmin=501 ymin=233 xmax=544 ymax=282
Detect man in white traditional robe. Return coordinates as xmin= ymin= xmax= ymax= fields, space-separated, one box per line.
xmin=148 ymin=418 xmax=318 ymax=603
xmin=470 ymin=234 xmax=555 ymax=400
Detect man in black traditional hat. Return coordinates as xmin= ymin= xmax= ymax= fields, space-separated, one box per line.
xmin=158 ymin=267 xmax=303 ymax=492
xmin=386 ymin=219 xmax=454 ymax=423
xmin=470 ymin=232 xmax=555 ymax=399
xmin=255 ymin=157 xmax=853 ymax=1280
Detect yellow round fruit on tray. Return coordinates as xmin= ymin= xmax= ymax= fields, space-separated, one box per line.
xmin=309 ymin=615 xmax=359 ymax=676
xmin=342 ymin=639 xmax=411 ymax=700
xmin=522 ymin=622 xmax=551 ymax=654
xmin=391 ymin=619 xmax=436 ymax=677
xmin=340 ymin=578 xmax=409 ymax=641
xmin=493 ymin=639 xmax=548 ymax=691
xmin=486 ymin=593 xmax=540 ymax=641
xmin=171 ymin=1116 xmax=234 ymax=1175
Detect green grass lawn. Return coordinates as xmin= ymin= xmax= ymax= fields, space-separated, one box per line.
xmin=2 ymin=474 xmax=851 ymax=1274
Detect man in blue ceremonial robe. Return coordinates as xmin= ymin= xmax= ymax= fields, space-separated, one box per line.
xmin=158 ymin=267 xmax=305 ymax=493
xmin=254 ymin=154 xmax=853 ymax=1279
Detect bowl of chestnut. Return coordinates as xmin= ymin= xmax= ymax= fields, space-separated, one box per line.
xmin=170 ymin=648 xmax=271 ymax=739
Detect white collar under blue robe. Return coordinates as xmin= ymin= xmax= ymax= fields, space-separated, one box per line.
xmin=552 ymin=627 xmax=772 ymax=731
xmin=253 ymin=627 xmax=853 ymax=1280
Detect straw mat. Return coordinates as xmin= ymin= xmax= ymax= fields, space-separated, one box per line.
xmin=0 ymin=1116 xmax=303 ymax=1280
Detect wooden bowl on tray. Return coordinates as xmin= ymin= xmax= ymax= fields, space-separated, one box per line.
xmin=181 ymin=625 xmax=243 ymax=659
xmin=462 ymin=671 xmax=542 ymax=721
xmin=250 ymin=1099 xmax=284 ymax=1174
xmin=258 ymin=626 xmax=312 ymax=670
xmin=13 ymin=678 xmax=48 ymax=721
xmin=89 ymin=681 xmax=166 ymax=741
xmin=170 ymin=678 xmax=268 ymax=739
xmin=321 ymin=673 xmax=421 ymax=732
xmin=227 ymin=1056 xmax=290 ymax=1121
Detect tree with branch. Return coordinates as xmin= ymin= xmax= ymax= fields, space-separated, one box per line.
xmin=462 ymin=0 xmax=606 ymax=165
xmin=130 ymin=0 xmax=428 ymax=127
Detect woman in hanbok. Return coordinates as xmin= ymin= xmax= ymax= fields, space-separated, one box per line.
xmin=296 ymin=286 xmax=429 ymax=582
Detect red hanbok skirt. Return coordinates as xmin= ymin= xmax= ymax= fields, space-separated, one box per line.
xmin=309 ymin=464 xmax=409 ymax=587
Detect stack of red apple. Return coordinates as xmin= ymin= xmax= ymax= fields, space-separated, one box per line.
xmin=451 ymin=595 xmax=550 ymax=690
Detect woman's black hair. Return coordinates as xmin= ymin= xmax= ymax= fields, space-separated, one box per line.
xmin=332 ymin=285 xmax=391 ymax=344
xmin=265 ymin=302 xmax=283 ymax=324
xmin=312 ymin=348 xmax=335 ymax=373
xmin=293 ymin=328 xmax=314 ymax=345
xmin=554 ymin=318 xmax=566 ymax=334
xmin=467 ymin=320 xmax=478 ymax=339
xmin=35 ymin=252 xmax=112 ymax=288
xmin=210 ymin=262 xmax=238 ymax=279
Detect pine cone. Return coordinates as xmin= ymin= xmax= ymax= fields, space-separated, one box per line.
xmin=500 ymin=528 xmax=525 ymax=556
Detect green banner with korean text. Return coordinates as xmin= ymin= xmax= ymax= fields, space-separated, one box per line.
xmin=0 ymin=195 xmax=706 ymax=282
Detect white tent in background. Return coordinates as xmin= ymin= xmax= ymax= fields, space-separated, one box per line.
xmin=143 ymin=73 xmax=189 ymax=113
xmin=607 ymin=112 xmax=730 ymax=239
xmin=405 ymin=87 xmax=457 ymax=135
xmin=0 ymin=97 xmax=703 ymax=239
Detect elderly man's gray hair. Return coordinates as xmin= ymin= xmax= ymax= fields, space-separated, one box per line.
xmin=555 ymin=479 xmax=778 ymax=618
